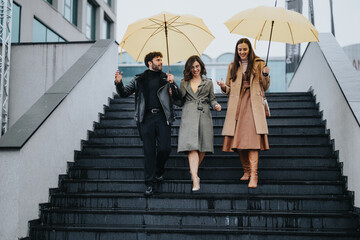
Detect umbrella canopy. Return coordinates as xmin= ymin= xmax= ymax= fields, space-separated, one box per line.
xmin=224 ymin=6 xmax=319 ymax=45
xmin=120 ymin=12 xmax=215 ymax=66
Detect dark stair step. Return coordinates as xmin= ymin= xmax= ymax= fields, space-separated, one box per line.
xmin=104 ymin=107 xmax=321 ymax=118
xmin=40 ymin=208 xmax=358 ymax=230
xmin=74 ymin=154 xmax=339 ymax=168
xmin=50 ymin=192 xmax=352 ymax=211
xmin=111 ymin=93 xmax=315 ymax=102
xmin=93 ymin=124 xmax=327 ymax=135
xmin=28 ymin=224 xmax=360 ymax=240
xmin=81 ymin=144 xmax=334 ymax=156
xmin=111 ymin=92 xmax=315 ymax=101
xmin=108 ymin=101 xmax=318 ymax=110
xmin=98 ymin=115 xmax=324 ymax=126
xmin=112 ymin=91 xmax=314 ymax=98
xmin=60 ymin=179 xmax=345 ymax=195
xmin=105 ymin=103 xmax=319 ymax=112
xmin=67 ymin=166 xmax=341 ymax=181
xmin=86 ymin=134 xmax=330 ymax=145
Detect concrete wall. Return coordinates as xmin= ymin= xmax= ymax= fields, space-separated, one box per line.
xmin=288 ymin=33 xmax=360 ymax=207
xmin=9 ymin=42 xmax=92 ymax=127
xmin=0 ymin=40 xmax=118 ymax=240
xmin=343 ymin=44 xmax=360 ymax=71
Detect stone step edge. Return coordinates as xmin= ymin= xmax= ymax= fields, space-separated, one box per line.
xmin=59 ymin=179 xmax=345 ymax=185
xmin=74 ymin=154 xmax=336 ymax=159
xmin=67 ymin=166 xmax=340 ymax=171
xmin=28 ymin=224 xmax=360 ymax=236
xmin=41 ymin=208 xmax=357 ymax=218
xmin=49 ymin=192 xmax=350 ymax=200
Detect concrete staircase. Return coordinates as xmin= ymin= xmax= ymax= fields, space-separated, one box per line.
xmin=25 ymin=92 xmax=360 ymax=239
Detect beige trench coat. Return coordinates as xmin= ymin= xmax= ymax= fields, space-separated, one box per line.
xmin=221 ymin=58 xmax=270 ymax=136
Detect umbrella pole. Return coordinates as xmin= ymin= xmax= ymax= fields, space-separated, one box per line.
xmin=265 ymin=20 xmax=274 ymax=66
xmin=164 ymin=21 xmax=171 ymax=73
xmin=265 ymin=0 xmax=277 ymax=65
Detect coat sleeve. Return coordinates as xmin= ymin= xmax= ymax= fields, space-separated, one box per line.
xmin=115 ymin=77 xmax=136 ymax=97
xmin=259 ymin=61 xmax=271 ymax=91
xmin=221 ymin=63 xmax=232 ymax=95
xmin=173 ymin=80 xmax=186 ymax=107
xmin=169 ymin=81 xmax=182 ymax=101
xmin=208 ymin=81 xmax=219 ymax=109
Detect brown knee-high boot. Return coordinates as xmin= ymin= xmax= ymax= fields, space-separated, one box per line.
xmin=238 ymin=150 xmax=250 ymax=180
xmin=248 ymin=150 xmax=259 ymax=188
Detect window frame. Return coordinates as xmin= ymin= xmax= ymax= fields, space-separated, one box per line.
xmin=12 ymin=2 xmax=21 ymax=43
xmin=104 ymin=0 xmax=111 ymax=7
xmin=86 ymin=1 xmax=96 ymax=40
xmin=63 ymin=0 xmax=78 ymax=26
xmin=103 ymin=14 xmax=112 ymax=39
xmin=33 ymin=17 xmax=66 ymax=43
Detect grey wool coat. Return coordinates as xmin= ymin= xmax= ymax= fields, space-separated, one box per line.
xmin=176 ymin=77 xmax=219 ymax=153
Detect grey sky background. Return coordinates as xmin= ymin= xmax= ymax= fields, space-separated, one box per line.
xmin=116 ymin=0 xmax=360 ymax=59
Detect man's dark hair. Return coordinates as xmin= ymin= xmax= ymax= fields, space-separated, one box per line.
xmin=144 ymin=51 xmax=163 ymax=68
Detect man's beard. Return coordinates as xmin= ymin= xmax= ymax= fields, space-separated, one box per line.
xmin=151 ymin=62 xmax=162 ymax=71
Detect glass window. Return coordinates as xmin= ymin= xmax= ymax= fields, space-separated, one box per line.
xmin=12 ymin=2 xmax=21 ymax=43
xmin=216 ymin=53 xmax=234 ymax=63
xmin=200 ymin=54 xmax=212 ymax=63
xmin=46 ymin=29 xmax=59 ymax=42
xmin=45 ymin=0 xmax=53 ymax=4
xmin=33 ymin=19 xmax=47 ymax=42
xmin=86 ymin=2 xmax=96 ymax=40
xmin=33 ymin=18 xmax=65 ymax=42
xmin=118 ymin=52 xmax=137 ymax=64
xmin=64 ymin=0 xmax=72 ymax=21
xmin=63 ymin=0 xmax=77 ymax=26
xmin=103 ymin=17 xmax=111 ymax=39
xmin=104 ymin=0 xmax=111 ymax=7
xmin=0 ymin=1 xmax=20 ymax=44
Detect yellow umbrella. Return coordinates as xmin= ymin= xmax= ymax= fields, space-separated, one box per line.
xmin=120 ymin=12 xmax=215 ymax=67
xmin=224 ymin=4 xmax=318 ymax=63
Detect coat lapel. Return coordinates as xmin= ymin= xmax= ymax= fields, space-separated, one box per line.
xmin=197 ymin=77 xmax=207 ymax=96
xmin=185 ymin=80 xmax=197 ymax=99
xmin=236 ymin=62 xmax=243 ymax=83
xmin=250 ymin=62 xmax=258 ymax=85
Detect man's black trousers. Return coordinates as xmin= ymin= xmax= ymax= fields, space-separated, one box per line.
xmin=140 ymin=112 xmax=171 ymax=187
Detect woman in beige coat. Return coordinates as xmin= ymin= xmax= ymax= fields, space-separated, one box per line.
xmin=217 ymin=38 xmax=270 ymax=188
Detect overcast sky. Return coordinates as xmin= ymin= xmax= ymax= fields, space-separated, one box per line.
xmin=116 ymin=0 xmax=360 ymax=59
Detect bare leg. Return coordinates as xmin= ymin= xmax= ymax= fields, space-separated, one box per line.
xmin=198 ymin=152 xmax=206 ymax=167
xmin=188 ymin=150 xmax=200 ymax=191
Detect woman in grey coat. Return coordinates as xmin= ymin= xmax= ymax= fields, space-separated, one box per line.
xmin=176 ymin=55 xmax=221 ymax=191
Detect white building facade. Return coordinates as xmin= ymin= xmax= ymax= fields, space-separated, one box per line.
xmin=13 ymin=0 xmax=116 ymax=43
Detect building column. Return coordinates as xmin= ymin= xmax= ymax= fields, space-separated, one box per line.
xmin=96 ymin=7 xmax=103 ymax=40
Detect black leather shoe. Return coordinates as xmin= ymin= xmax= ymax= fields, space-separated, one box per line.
xmin=155 ymin=175 xmax=164 ymax=183
xmin=144 ymin=186 xmax=153 ymax=196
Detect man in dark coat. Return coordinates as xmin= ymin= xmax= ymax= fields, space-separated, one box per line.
xmin=114 ymin=51 xmax=179 ymax=196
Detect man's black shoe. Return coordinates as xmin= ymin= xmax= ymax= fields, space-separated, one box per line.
xmin=155 ymin=175 xmax=164 ymax=183
xmin=144 ymin=186 xmax=153 ymax=196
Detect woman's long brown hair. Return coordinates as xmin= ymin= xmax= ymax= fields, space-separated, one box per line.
xmin=183 ymin=55 xmax=207 ymax=81
xmin=230 ymin=38 xmax=258 ymax=81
